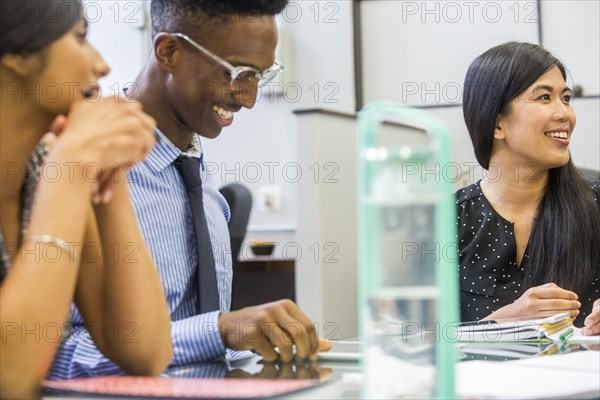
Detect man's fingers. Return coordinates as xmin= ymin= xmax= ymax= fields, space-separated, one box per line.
xmin=221 ymin=317 xmax=279 ymax=362
xmin=309 ymin=338 xmax=333 ymax=362
xmin=270 ymin=307 xmax=311 ymax=361
xmin=247 ymin=326 xmax=278 ymax=362
xmin=319 ymin=338 xmax=332 ymax=352
xmin=269 ymin=324 xmax=294 ymax=363
xmin=280 ymin=300 xmax=319 ymax=355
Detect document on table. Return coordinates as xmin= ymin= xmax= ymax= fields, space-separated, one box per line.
xmin=553 ymin=327 xmax=600 ymax=344
xmin=456 ymin=351 xmax=600 ymax=399
xmin=456 ymin=313 xmax=574 ymax=342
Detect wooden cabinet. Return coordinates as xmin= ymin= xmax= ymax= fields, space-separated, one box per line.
xmin=231 ymin=260 xmax=295 ymax=310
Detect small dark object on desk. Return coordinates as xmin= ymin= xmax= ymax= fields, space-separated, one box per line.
xmin=249 ymin=241 xmax=275 ymax=256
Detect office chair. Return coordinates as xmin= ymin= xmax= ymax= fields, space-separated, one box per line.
xmin=219 ymin=183 xmax=253 ymax=262
xmin=220 ymin=184 xmax=296 ymax=310
xmin=578 ymin=167 xmax=600 ymax=181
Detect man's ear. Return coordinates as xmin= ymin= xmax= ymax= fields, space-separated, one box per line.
xmin=154 ymin=33 xmax=180 ymax=73
xmin=1 ymin=53 xmax=41 ymax=77
xmin=494 ymin=115 xmax=506 ymax=140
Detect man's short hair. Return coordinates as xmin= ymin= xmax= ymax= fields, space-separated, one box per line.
xmin=151 ymin=0 xmax=289 ymax=38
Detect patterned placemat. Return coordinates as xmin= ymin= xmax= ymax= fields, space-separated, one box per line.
xmin=44 ymin=376 xmax=319 ymax=398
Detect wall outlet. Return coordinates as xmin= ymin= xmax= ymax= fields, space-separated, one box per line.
xmin=258 ymin=186 xmax=282 ymax=212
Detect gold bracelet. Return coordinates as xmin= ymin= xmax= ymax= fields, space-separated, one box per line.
xmin=30 ymin=235 xmax=79 ymax=263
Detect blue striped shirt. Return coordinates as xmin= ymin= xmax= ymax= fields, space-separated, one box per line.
xmin=49 ymin=129 xmax=233 ymax=379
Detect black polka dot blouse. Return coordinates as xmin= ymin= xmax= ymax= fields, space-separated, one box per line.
xmin=456 ymin=180 xmax=600 ymax=326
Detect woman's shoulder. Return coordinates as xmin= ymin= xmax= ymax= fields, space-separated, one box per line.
xmin=589 ymin=180 xmax=600 ymax=204
xmin=455 ymin=181 xmax=483 ymax=205
xmin=589 ymin=179 xmax=600 ymax=194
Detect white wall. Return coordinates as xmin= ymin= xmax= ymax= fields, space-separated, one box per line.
xmin=84 ymin=0 xmax=150 ymax=95
xmin=87 ymin=0 xmax=599 ymax=236
xmin=541 ymin=0 xmax=600 ymax=96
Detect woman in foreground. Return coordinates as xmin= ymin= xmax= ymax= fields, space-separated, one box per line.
xmin=0 ymin=1 xmax=172 ymax=397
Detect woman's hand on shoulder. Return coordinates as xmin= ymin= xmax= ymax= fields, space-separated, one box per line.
xmin=583 ymin=299 xmax=600 ymax=336
xmin=491 ymin=282 xmax=581 ymax=320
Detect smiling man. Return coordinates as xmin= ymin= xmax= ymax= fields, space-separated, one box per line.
xmin=51 ymin=0 xmax=330 ymax=379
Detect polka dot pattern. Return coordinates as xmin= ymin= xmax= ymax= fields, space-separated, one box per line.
xmin=455 ymin=180 xmax=600 ymax=325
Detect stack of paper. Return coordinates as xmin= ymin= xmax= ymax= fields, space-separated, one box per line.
xmin=461 ymin=341 xmax=558 ymax=360
xmin=456 ymin=312 xmax=585 ymax=342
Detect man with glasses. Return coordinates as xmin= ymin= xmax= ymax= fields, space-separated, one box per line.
xmin=51 ymin=0 xmax=330 ymax=379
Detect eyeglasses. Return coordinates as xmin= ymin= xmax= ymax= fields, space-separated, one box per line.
xmin=169 ymin=32 xmax=284 ymax=91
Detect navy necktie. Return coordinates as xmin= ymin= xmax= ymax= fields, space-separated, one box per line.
xmin=173 ymin=156 xmax=220 ymax=313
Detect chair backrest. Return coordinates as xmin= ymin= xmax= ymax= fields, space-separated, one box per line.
xmin=219 ymin=183 xmax=253 ymax=262
xmin=578 ymin=168 xmax=600 ymax=181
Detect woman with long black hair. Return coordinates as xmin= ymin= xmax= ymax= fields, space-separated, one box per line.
xmin=0 ymin=1 xmax=172 ymax=397
xmin=457 ymin=42 xmax=600 ymax=335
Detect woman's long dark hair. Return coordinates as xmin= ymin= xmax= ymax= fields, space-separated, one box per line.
xmin=463 ymin=41 xmax=600 ymax=294
xmin=0 ymin=0 xmax=81 ymax=283
xmin=0 ymin=0 xmax=81 ymax=58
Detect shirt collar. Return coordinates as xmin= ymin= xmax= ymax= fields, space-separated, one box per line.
xmin=144 ymin=128 xmax=204 ymax=174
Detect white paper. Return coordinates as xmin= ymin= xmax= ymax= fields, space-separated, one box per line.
xmin=456 ymin=351 xmax=600 ymax=399
xmin=547 ymin=327 xmax=600 ymax=344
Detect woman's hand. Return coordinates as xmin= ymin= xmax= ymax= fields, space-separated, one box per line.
xmin=487 ymin=282 xmax=581 ymax=320
xmin=583 ymin=299 xmax=600 ymax=336
xmin=45 ymin=97 xmax=156 ymax=202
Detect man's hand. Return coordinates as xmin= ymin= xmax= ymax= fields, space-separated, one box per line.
xmin=583 ymin=299 xmax=600 ymax=336
xmin=218 ymin=299 xmax=332 ymax=362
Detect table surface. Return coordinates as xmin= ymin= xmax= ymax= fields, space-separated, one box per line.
xmin=43 ymin=343 xmax=599 ymax=400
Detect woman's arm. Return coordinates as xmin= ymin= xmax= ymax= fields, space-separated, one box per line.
xmin=1 ymin=97 xmax=166 ymax=398
xmin=74 ymin=176 xmax=172 ymax=375
xmin=0 ymin=163 xmax=93 ymax=399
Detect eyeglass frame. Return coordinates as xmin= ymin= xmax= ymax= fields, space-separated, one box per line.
xmin=167 ymin=32 xmax=284 ymax=90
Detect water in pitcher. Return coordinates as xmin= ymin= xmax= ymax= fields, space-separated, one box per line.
xmin=362 ymin=201 xmax=440 ymax=399
xmin=359 ymin=105 xmax=460 ymax=400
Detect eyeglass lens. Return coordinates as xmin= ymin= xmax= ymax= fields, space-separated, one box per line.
xmin=231 ymin=67 xmax=280 ymax=90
